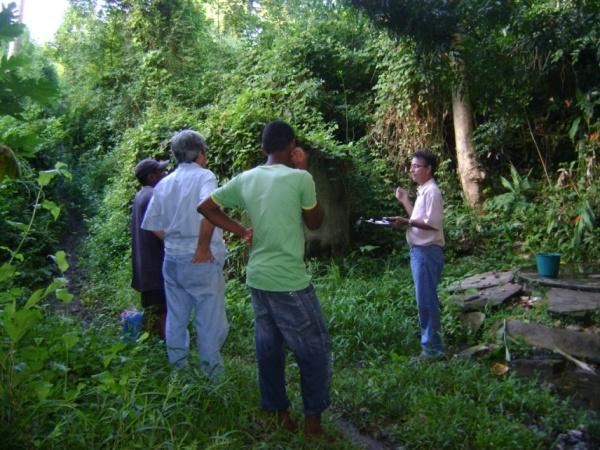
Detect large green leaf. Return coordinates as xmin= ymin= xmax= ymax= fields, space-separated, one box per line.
xmin=55 ymin=289 xmax=74 ymax=304
xmin=37 ymin=169 xmax=58 ymax=187
xmin=44 ymin=277 xmax=66 ymax=297
xmin=52 ymin=251 xmax=70 ymax=274
xmin=54 ymin=162 xmax=72 ymax=180
xmin=3 ymin=305 xmax=42 ymax=344
xmin=0 ymin=262 xmax=16 ymax=282
xmin=42 ymin=200 xmax=61 ymax=221
xmin=568 ymin=117 xmax=581 ymax=141
xmin=62 ymin=332 xmax=80 ymax=350
xmin=24 ymin=288 xmax=45 ymax=309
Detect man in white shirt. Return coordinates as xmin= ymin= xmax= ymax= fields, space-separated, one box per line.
xmin=142 ymin=130 xmax=228 ymax=378
xmin=390 ymin=149 xmax=445 ymax=357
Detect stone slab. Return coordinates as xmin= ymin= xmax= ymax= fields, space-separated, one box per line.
xmin=447 ymin=270 xmax=516 ymax=292
xmin=450 ymin=283 xmax=522 ymax=311
xmin=506 ymin=319 xmax=600 ymax=363
xmin=547 ymin=288 xmax=600 ymax=313
xmin=457 ymin=344 xmax=497 ymax=358
xmin=511 ymin=358 xmax=565 ymax=376
xmin=518 ymin=271 xmax=600 ymax=292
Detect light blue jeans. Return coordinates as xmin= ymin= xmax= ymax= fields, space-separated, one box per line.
xmin=162 ymin=254 xmax=229 ymax=378
xmin=250 ymin=285 xmax=332 ymax=416
xmin=410 ymin=245 xmax=444 ymax=355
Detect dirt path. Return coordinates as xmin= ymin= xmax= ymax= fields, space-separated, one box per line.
xmin=335 ymin=415 xmax=397 ymax=450
xmin=55 ymin=208 xmax=93 ymax=325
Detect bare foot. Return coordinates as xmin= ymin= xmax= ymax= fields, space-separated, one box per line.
xmin=277 ymin=409 xmax=297 ymax=432
xmin=304 ymin=414 xmax=323 ymax=437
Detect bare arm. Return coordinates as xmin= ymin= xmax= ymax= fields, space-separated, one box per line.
xmin=291 ymin=147 xmax=324 ymax=230
xmin=192 ymin=219 xmax=216 ymax=263
xmin=302 ymin=204 xmax=324 ymax=230
xmin=388 ymin=216 xmax=439 ymax=231
xmin=408 ymin=219 xmax=438 ymax=231
xmin=197 ymin=197 xmax=253 ymax=244
xmin=391 ymin=186 xmax=438 ymax=229
xmin=388 ymin=216 xmax=409 ymax=228
xmin=395 ymin=187 xmax=414 ymax=216
xmin=152 ymin=230 xmax=166 ymax=240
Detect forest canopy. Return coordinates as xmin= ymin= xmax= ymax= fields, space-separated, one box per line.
xmin=1 ymin=1 xmax=599 ymax=448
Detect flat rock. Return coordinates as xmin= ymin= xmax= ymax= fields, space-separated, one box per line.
xmin=457 ymin=343 xmax=497 ymax=358
xmin=506 ymin=319 xmax=600 ymax=363
xmin=548 ymin=288 xmax=600 ymax=314
xmin=458 ymin=312 xmax=486 ymax=332
xmin=450 ymin=283 xmax=522 ymax=311
xmin=447 ymin=270 xmax=515 ymax=292
xmin=519 ymin=271 xmax=600 ymax=292
xmin=511 ymin=358 xmax=565 ymax=376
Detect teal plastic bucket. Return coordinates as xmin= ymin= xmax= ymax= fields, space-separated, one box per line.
xmin=536 ymin=253 xmax=561 ymax=278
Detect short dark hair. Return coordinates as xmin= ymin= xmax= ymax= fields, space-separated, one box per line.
xmin=413 ymin=149 xmax=437 ymax=176
xmin=262 ymin=121 xmax=295 ymax=154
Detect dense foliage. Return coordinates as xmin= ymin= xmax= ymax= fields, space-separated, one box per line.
xmin=1 ymin=0 xmax=599 ymax=448
xmin=46 ymin=0 xmax=599 ymax=288
xmin=3 ymin=257 xmax=598 ymax=449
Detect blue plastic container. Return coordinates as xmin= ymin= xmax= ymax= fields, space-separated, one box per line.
xmin=122 ymin=311 xmax=144 ymax=340
xmin=536 ymin=253 xmax=561 ymax=278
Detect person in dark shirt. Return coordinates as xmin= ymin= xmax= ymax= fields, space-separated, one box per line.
xmin=131 ymin=158 xmax=168 ymax=338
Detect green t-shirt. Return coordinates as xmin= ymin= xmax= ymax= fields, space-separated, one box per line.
xmin=212 ymin=164 xmax=317 ymax=291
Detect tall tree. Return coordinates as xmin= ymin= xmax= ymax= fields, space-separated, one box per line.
xmin=348 ymin=0 xmax=511 ymax=207
xmin=7 ymin=0 xmax=23 ymax=57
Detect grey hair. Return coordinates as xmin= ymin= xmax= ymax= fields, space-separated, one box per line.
xmin=171 ymin=129 xmax=208 ymax=163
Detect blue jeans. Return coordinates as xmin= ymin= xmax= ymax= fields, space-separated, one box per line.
xmin=410 ymin=245 xmax=444 ymax=355
xmin=162 ymin=254 xmax=229 ymax=378
xmin=250 ymin=285 xmax=332 ymax=416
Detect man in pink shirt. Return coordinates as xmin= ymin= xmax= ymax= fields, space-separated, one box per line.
xmin=390 ymin=149 xmax=445 ymax=357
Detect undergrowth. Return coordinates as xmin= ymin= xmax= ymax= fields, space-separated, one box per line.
xmin=2 ymin=253 xmax=598 ymax=449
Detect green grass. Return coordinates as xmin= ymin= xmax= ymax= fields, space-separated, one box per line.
xmin=335 ymin=359 xmax=582 ymax=449
xmin=1 ymin=314 xmax=357 ymax=449
xmin=1 ymin=254 xmax=598 ymax=449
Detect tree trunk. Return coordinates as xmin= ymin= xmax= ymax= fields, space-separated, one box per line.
xmin=304 ymin=156 xmax=349 ymax=257
xmin=452 ymin=82 xmax=486 ymax=208
xmin=451 ymin=33 xmax=486 ymax=209
xmin=8 ymin=0 xmax=25 ymax=58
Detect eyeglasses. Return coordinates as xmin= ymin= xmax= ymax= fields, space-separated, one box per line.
xmin=409 ymin=164 xmax=428 ymax=170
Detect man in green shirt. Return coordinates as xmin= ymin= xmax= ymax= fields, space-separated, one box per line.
xmin=197 ymin=120 xmax=331 ymax=437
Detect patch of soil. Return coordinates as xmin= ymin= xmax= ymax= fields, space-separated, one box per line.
xmin=335 ymin=416 xmax=393 ymax=450
xmin=53 ymin=208 xmax=93 ymax=325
